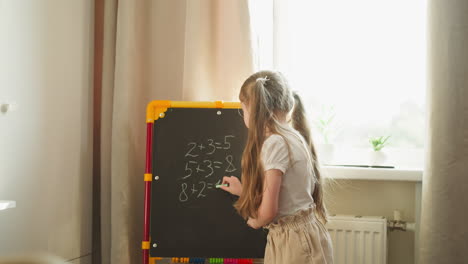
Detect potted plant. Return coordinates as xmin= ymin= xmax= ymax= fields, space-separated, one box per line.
xmin=369 ymin=136 xmax=390 ymax=166
xmin=314 ymin=106 xmax=339 ymax=165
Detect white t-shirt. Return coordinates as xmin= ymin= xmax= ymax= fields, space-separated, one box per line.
xmin=261 ymin=130 xmax=316 ymax=220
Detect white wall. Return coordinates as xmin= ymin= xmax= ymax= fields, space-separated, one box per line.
xmin=0 ymin=1 xmax=93 ymax=262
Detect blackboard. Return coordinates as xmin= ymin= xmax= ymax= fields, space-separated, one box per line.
xmin=149 ymin=107 xmax=267 ymax=258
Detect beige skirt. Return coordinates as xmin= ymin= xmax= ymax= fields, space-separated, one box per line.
xmin=264 ymin=206 xmax=334 ymax=264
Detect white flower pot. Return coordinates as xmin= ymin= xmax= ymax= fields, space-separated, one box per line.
xmin=318 ymin=144 xmax=335 ymax=165
xmin=369 ymin=150 xmax=387 ymax=166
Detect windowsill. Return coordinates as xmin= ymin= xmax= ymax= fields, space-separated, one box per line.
xmin=322 ymin=166 xmax=423 ymax=182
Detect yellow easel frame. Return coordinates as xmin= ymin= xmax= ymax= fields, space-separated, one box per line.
xmin=146 ymin=100 xmax=241 ymax=123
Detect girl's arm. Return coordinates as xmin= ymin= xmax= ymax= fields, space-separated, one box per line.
xmin=247 ymin=169 xmax=283 ymax=229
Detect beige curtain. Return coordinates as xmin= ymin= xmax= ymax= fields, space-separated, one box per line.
xmin=98 ymin=1 xmax=254 ymax=263
xmin=419 ymin=1 xmax=468 ymax=263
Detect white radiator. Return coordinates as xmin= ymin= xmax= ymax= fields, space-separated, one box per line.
xmin=326 ymin=215 xmax=387 ymax=264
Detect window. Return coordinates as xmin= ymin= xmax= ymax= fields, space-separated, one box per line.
xmin=250 ymin=0 xmax=427 ymax=169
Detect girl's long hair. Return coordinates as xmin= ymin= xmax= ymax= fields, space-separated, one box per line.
xmin=235 ymin=70 xmax=328 ymax=223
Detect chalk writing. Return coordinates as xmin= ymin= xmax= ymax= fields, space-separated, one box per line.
xmin=178 ymin=135 xmax=237 ymax=203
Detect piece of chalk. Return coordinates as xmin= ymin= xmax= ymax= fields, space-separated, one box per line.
xmin=215 ymin=184 xmax=229 ymax=188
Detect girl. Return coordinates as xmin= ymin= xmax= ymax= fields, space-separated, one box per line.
xmin=221 ymin=70 xmax=334 ymax=263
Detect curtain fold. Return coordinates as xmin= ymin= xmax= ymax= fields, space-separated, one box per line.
xmin=182 ymin=1 xmax=254 ymax=100
xmin=419 ymin=1 xmax=468 ymax=263
xmin=98 ymin=1 xmax=254 ymax=263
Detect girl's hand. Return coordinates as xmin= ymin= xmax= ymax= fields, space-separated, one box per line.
xmin=220 ymin=176 xmax=242 ymax=196
xmin=247 ymin=217 xmax=261 ymax=229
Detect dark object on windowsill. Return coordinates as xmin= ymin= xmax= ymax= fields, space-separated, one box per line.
xmin=326 ymin=164 xmax=395 ymax=169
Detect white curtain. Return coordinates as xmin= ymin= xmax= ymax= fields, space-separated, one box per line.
xmin=419 ymin=0 xmax=468 ymax=263
xmin=98 ymin=1 xmax=254 ymax=263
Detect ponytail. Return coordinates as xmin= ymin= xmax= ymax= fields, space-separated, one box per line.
xmin=235 ymin=76 xmax=271 ymax=219
xmin=291 ymin=91 xmax=328 ymax=224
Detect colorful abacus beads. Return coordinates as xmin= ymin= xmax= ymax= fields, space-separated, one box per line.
xmin=207 ymin=258 xmax=253 ymax=264
xmin=188 ymin=258 xmax=205 ymax=263
xmin=171 ymin=257 xmax=192 ymax=263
